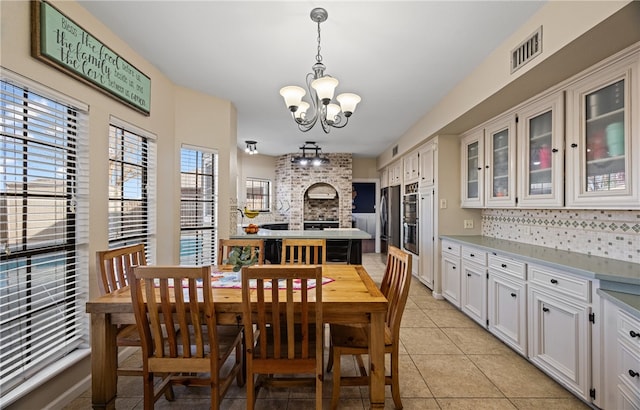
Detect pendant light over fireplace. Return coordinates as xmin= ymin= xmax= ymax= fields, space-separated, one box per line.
xmin=279 ymin=8 xmax=361 ymax=134
xmin=291 ymin=141 xmax=330 ymax=166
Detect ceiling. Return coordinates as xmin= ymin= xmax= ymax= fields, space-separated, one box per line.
xmin=77 ymin=1 xmax=545 ymax=158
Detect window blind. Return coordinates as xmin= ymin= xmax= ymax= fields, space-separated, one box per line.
xmin=108 ymin=124 xmax=155 ymax=259
xmin=180 ymin=147 xmax=218 ymax=266
xmin=0 ymin=79 xmax=89 ymax=398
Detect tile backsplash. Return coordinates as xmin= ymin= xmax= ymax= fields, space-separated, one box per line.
xmin=482 ymin=209 xmax=640 ymax=263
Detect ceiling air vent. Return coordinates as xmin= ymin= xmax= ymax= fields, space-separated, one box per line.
xmin=511 ymin=26 xmax=542 ymax=74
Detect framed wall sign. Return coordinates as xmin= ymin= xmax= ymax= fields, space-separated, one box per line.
xmin=31 ymin=0 xmax=151 ymax=115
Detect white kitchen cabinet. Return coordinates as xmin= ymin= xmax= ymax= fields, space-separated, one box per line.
xmin=418 ymin=189 xmax=435 ymax=289
xmin=516 ymin=91 xmax=565 ymax=208
xmin=419 ymin=141 xmax=436 ymax=188
xmin=565 ymin=51 xmax=640 ymax=209
xmin=460 ymin=246 xmax=487 ymax=327
xmin=603 ymin=297 xmax=640 ymax=409
xmin=380 ymin=167 xmax=389 ymax=188
xmin=484 ymin=112 xmax=517 ymax=207
xmin=528 ymin=263 xmax=592 ymax=402
xmin=460 ymin=127 xmax=485 ymax=207
xmin=487 ymin=254 xmax=527 ymax=356
xmin=403 ymin=151 xmax=419 ymax=183
xmin=460 ymin=111 xmax=516 ymax=208
xmin=441 ymin=240 xmax=461 ymax=307
xmin=388 ymin=161 xmax=402 ymax=186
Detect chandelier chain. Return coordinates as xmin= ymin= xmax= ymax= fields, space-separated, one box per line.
xmin=316 ymin=21 xmax=322 ymax=64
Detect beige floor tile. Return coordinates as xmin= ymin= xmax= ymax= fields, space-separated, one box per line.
xmin=437 ymin=398 xmax=517 ymax=409
xmin=469 ymin=354 xmax=574 ymax=398
xmin=509 ymin=397 xmax=592 ymax=409
xmin=400 ymin=328 xmax=463 ymax=355
xmin=413 ymin=355 xmax=504 ymax=398
xmin=441 ymin=327 xmax=514 ymax=355
xmin=385 ymin=397 xmax=440 ymax=409
xmin=401 ymin=308 xmax=438 ymax=328
xmin=423 ymin=307 xmax=480 ymax=328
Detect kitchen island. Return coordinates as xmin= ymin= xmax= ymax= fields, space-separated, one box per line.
xmin=231 ymin=227 xmax=372 ymax=264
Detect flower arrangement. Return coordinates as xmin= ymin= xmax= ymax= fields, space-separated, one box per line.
xmin=225 ymin=246 xmax=259 ymax=272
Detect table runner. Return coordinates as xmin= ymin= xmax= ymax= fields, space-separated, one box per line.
xmin=157 ymin=270 xmax=334 ymax=290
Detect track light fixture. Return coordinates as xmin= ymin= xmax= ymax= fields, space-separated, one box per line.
xmin=244 ymin=140 xmax=258 ymax=155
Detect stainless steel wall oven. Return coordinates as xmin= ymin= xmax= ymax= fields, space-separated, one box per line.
xmin=402 ymin=190 xmax=418 ymax=255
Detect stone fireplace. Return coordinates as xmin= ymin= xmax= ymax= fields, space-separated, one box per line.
xmin=275 ymin=153 xmax=352 ymax=230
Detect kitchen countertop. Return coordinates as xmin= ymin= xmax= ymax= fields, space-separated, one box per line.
xmin=442 ymin=235 xmax=640 ymax=319
xmin=232 ymin=228 xmax=372 ymax=240
xmin=440 ymin=235 xmax=640 ymax=287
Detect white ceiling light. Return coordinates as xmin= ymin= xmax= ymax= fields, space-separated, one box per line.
xmin=279 ymin=8 xmax=361 ymax=134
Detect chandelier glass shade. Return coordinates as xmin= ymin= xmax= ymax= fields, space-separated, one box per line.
xmin=244 ymin=140 xmax=258 ymax=155
xmin=291 ymin=141 xmax=330 ymax=166
xmin=279 ymin=8 xmax=361 ymax=133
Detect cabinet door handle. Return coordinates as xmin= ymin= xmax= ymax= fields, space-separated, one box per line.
xmin=542 ymin=307 xmax=550 ymax=313
xmin=452 ymin=266 xmax=456 ymax=270
xmin=630 ymin=330 xmax=640 ymax=338
xmin=470 ymin=253 xmax=475 ymax=257
xmin=447 ymin=246 xmax=452 ymax=250
xmin=571 ymin=143 xmax=578 ymax=148
xmin=501 ymin=264 xmax=507 ymax=268
xmin=485 ymin=165 xmax=490 ymax=169
xmin=629 ymin=370 xmax=639 ymax=378
xmin=510 ymin=293 xmax=517 ymax=298
xmin=550 ymin=279 xmax=558 ymax=284
xmin=552 ymin=148 xmax=558 ymax=153
xmin=477 ymin=167 xmax=482 ymax=170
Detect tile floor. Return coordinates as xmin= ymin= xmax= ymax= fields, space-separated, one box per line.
xmin=65 ymin=253 xmax=591 ymax=409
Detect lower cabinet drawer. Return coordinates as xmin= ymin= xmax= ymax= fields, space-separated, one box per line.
xmin=619 ymin=309 xmax=640 ymax=351
xmin=617 ymin=339 xmax=640 ymax=399
xmin=488 ymin=254 xmax=526 ymax=280
xmin=528 ymin=263 xmax=590 ymax=303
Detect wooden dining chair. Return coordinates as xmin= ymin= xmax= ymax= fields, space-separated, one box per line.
xmin=95 ymin=244 xmax=147 ymax=376
xmin=281 ymin=238 xmax=326 ymax=264
xmin=241 ymin=265 xmax=324 ymax=410
xmin=130 ymin=265 xmax=244 ymax=410
xmin=326 ymin=245 xmax=412 ymax=410
xmin=218 ymin=238 xmax=264 ymax=270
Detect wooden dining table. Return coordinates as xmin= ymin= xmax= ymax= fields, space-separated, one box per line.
xmin=85 ymin=264 xmax=388 ymax=409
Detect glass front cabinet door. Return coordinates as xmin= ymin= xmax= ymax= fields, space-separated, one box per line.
xmin=566 ymin=54 xmax=639 ymax=208
xmin=517 ymin=92 xmax=565 ymax=208
xmin=460 ymin=127 xmax=485 ymax=208
xmin=484 ymin=113 xmax=517 ymax=208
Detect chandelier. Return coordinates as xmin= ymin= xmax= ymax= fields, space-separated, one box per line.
xmin=279 ymin=8 xmax=361 ymax=133
xmin=244 ymin=140 xmax=258 ymax=155
xmin=291 ymin=141 xmax=330 ymax=166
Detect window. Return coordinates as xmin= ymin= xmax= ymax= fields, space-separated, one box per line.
xmin=108 ymin=121 xmax=155 ymax=257
xmin=0 ymin=78 xmax=88 ymax=399
xmin=245 ymin=178 xmax=270 ymax=212
xmin=180 ymin=146 xmax=217 ymax=266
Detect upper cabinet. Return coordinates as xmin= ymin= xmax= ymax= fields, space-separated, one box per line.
xmin=484 ymin=113 xmax=517 ymax=208
xmin=460 ymin=113 xmax=517 ymax=208
xmin=566 ymin=52 xmax=640 ymax=208
xmin=388 ymin=161 xmax=402 ymax=186
xmin=461 ymin=127 xmax=485 ymax=207
xmin=380 ymin=167 xmax=389 ymax=188
xmin=403 ymin=151 xmax=420 ymax=183
xmin=419 ymin=140 xmax=436 ymax=189
xmin=461 ymin=44 xmax=640 ymax=210
xmin=517 ymin=92 xmax=565 ymax=208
